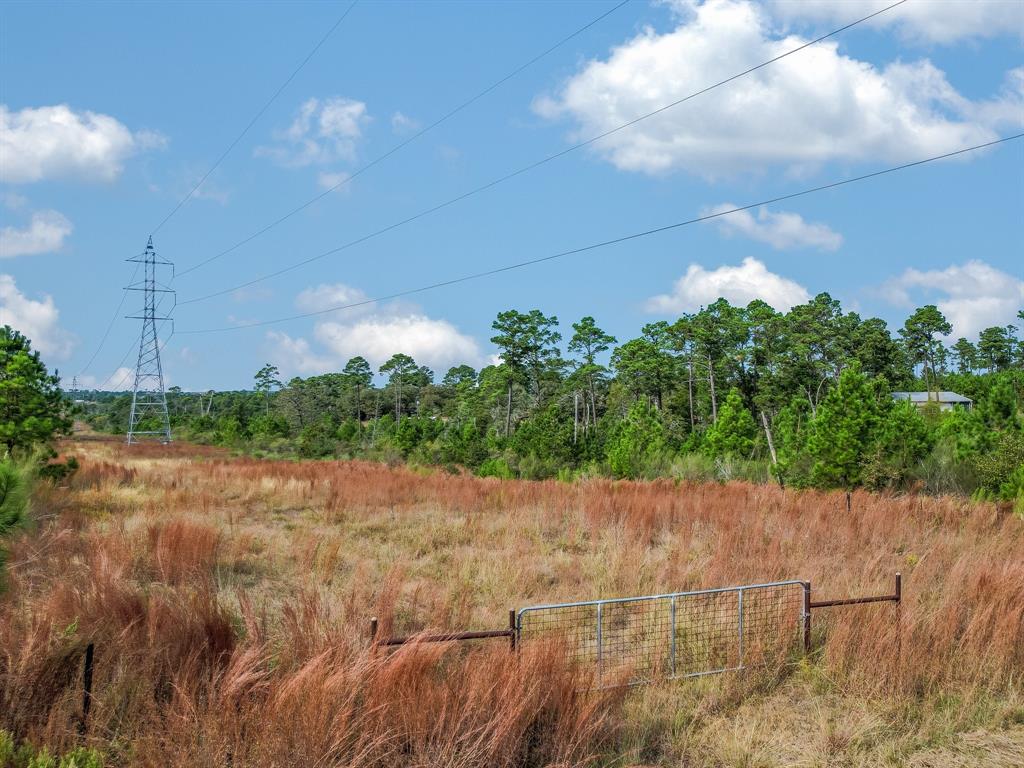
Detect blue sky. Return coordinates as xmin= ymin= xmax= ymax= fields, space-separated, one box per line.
xmin=1 ymin=0 xmax=1021 ymax=390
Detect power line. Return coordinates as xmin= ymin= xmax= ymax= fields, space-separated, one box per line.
xmin=74 ymin=260 xmax=141 ymax=381
xmin=78 ymin=3 xmax=356 ymax=382
xmin=152 ymin=0 xmax=359 ymax=235
xmin=177 ymin=0 xmax=907 ymax=305
xmin=92 ymin=288 xmax=174 ymax=392
xmin=105 ymin=325 xmax=175 ymax=393
xmin=97 ymin=342 xmax=138 ymax=391
xmin=174 ymin=0 xmax=632 ymax=278
xmin=176 ymin=133 xmax=1022 ymax=336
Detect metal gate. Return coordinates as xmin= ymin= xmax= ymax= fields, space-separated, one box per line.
xmin=516 ymin=580 xmax=806 ymax=687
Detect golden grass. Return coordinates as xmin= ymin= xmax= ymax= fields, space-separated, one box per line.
xmin=1 ymin=435 xmax=1022 ymax=766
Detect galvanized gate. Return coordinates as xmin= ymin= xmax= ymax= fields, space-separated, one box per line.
xmin=516 ymin=580 xmax=807 ymax=687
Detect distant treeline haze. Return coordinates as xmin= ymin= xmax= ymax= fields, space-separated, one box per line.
xmin=86 ymin=295 xmax=1024 ymax=503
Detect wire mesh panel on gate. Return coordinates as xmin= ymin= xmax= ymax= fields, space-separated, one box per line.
xmin=517 ymin=580 xmax=805 ymax=687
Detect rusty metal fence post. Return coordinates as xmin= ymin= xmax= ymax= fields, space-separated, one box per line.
xmin=802 ymin=581 xmax=812 ymax=654
xmin=894 ymin=573 xmax=902 ymax=694
xmin=78 ymin=642 xmax=95 ymax=736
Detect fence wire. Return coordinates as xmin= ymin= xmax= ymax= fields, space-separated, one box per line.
xmin=517 ymin=580 xmax=805 ymax=687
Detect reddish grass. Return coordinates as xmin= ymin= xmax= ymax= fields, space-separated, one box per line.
xmin=1 ymin=440 xmax=1021 ymax=764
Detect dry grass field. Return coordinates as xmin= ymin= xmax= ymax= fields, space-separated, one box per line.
xmin=1 ymin=435 xmax=1022 ymax=766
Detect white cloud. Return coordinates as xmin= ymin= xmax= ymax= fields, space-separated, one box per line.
xmin=767 ymin=0 xmax=1024 ymax=45
xmin=646 ymin=256 xmax=810 ymax=313
xmin=0 ymin=208 xmax=73 ymax=258
xmin=317 ymin=170 xmax=351 ymax=191
xmin=265 ymin=331 xmax=335 ymax=376
xmin=231 ymin=285 xmax=273 ymax=303
xmin=881 ymin=260 xmax=1024 ymax=340
xmin=267 ymin=282 xmax=481 ymax=376
xmin=391 ymin=111 xmax=420 ymax=134
xmin=534 ymin=0 xmax=1023 ymax=178
xmin=77 ymin=367 xmax=135 ymax=392
xmin=179 ymin=171 xmax=230 ymax=205
xmin=178 ymin=346 xmax=197 ymax=365
xmin=704 ymin=203 xmax=841 ymax=251
xmin=0 ymin=273 xmax=74 ymax=359
xmin=106 ymin=367 xmax=135 ymax=390
xmin=256 ymin=97 xmax=370 ymax=168
xmin=314 ymin=315 xmax=480 ymax=372
xmin=295 ymin=282 xmax=373 ymax=314
xmin=0 ymin=104 xmax=165 ymax=184
xmin=2 ymin=193 xmax=27 ymax=210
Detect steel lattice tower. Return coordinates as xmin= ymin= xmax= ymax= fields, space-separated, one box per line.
xmin=126 ymin=237 xmax=174 ymax=444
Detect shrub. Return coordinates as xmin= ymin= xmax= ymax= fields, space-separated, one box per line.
xmin=0 ymin=459 xmax=30 ymax=536
xmin=477 ymin=456 xmax=514 ymax=479
xmin=910 ymin=438 xmax=977 ymax=495
xmin=38 ymin=455 xmax=79 ymax=484
xmin=972 ymin=431 xmax=1024 ymax=495
xmin=298 ymin=419 xmax=337 ymax=459
xmin=997 ymin=463 xmax=1024 ymax=514
xmin=0 ymin=732 xmax=103 ymax=768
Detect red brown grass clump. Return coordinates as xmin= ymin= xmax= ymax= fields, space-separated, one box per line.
xmin=147 ymin=518 xmax=221 ymax=584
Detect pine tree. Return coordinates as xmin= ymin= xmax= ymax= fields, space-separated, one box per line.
xmin=772 ymin=399 xmax=811 ymax=487
xmin=342 ymin=356 xmax=372 ymax=421
xmin=606 ymin=400 xmax=666 ymax=479
xmin=807 ymin=364 xmax=884 ymax=490
xmin=703 ymin=388 xmax=756 ymax=459
xmin=863 ymin=399 xmax=933 ymax=489
xmin=0 ymin=326 xmax=71 ymax=455
xmin=899 ymin=305 xmax=951 ymax=397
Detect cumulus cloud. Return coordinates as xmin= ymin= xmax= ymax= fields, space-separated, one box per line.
xmin=314 ymin=315 xmax=480 ymax=372
xmin=646 ymin=257 xmax=810 ymax=313
xmin=534 ymin=0 xmax=1023 ymax=178
xmin=880 ymin=260 xmax=1024 ymax=340
xmin=0 ymin=104 xmax=165 ymax=184
xmin=0 ymin=273 xmax=74 ymax=359
xmin=704 ymin=203 xmax=841 ymax=251
xmin=0 ymin=209 xmax=73 ymax=258
xmin=767 ymin=0 xmax=1024 ymax=45
xmin=256 ymin=97 xmax=370 ymax=168
xmin=267 ymin=282 xmax=481 ymax=376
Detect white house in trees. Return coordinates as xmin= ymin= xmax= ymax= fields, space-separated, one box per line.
xmin=891 ymin=391 xmax=973 ymax=412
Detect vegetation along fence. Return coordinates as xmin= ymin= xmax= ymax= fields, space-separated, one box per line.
xmin=71 ymin=575 xmax=903 ymax=732
xmin=371 ymin=574 xmax=903 ymax=689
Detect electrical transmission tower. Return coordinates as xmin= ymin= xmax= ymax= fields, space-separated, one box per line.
xmin=126 ymin=237 xmax=174 ymax=444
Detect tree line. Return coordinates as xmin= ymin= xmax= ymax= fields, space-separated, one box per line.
xmin=84 ymin=296 xmax=1024 ymax=504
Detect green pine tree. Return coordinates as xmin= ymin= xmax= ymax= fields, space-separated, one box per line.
xmin=606 ymin=400 xmax=666 ymax=479
xmin=771 ymin=399 xmax=812 ymax=487
xmin=0 ymin=326 xmax=72 ymax=456
xmin=703 ymin=388 xmax=756 ymax=459
xmin=862 ymin=399 xmax=934 ymax=489
xmin=807 ymin=364 xmax=885 ymax=490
